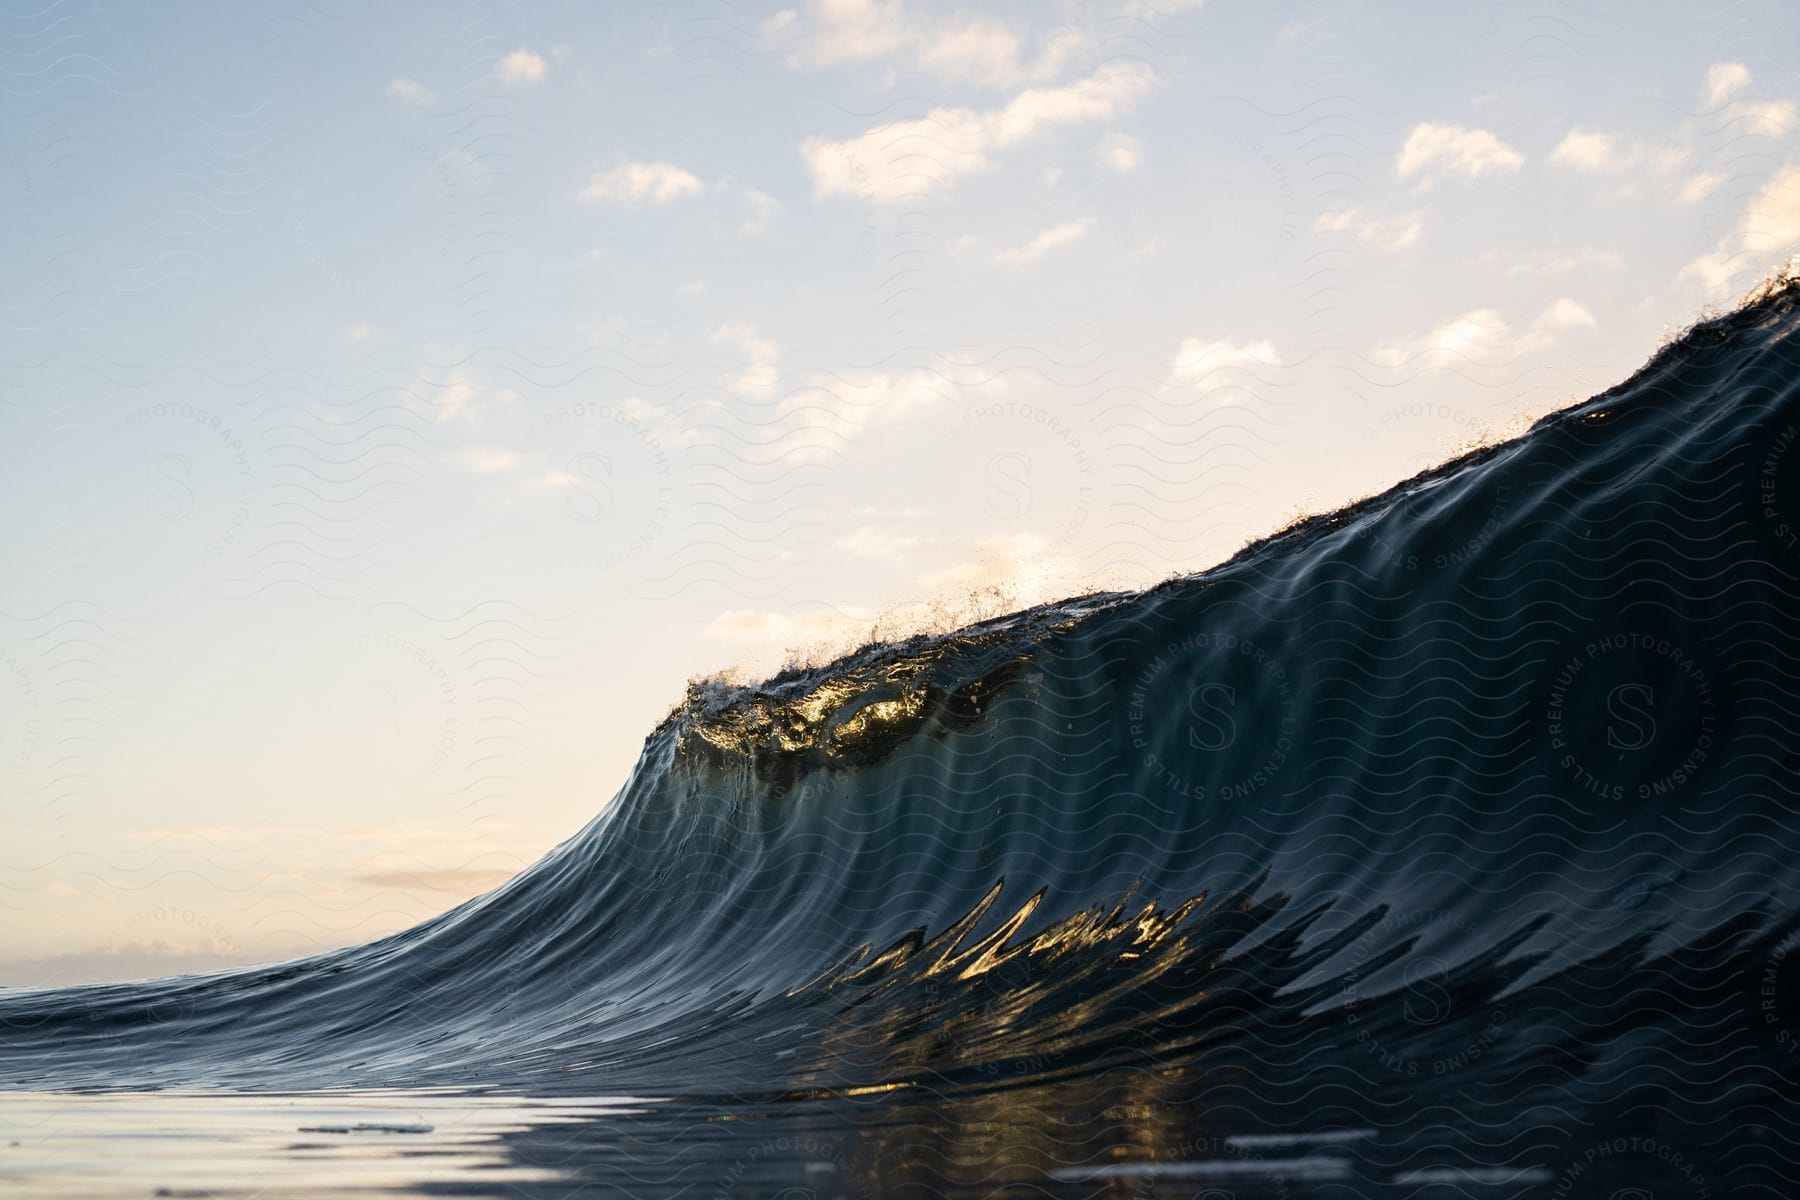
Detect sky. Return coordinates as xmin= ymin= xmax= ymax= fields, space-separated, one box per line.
xmin=3 ymin=0 xmax=1798 ymax=985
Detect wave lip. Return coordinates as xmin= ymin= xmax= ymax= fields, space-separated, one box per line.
xmin=7 ymin=278 xmax=1800 ymax=1191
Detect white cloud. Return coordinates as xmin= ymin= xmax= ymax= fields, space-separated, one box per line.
xmin=347 ymin=322 xmax=375 ymax=344
xmin=611 ymin=395 xmax=694 ymax=445
xmin=1168 ymin=337 xmax=1281 ymax=387
xmin=802 ymin=61 xmax=1155 ymax=203
xmin=430 ymin=370 xmax=480 ymax=424
xmin=387 ymin=78 xmax=435 ymax=106
xmin=496 ymin=48 xmax=548 ymax=84
xmin=1549 ymin=128 xmax=1629 ymax=173
xmin=702 ymin=323 xmax=1007 ymax=458
xmin=1737 ymin=100 xmax=1798 ymax=138
xmin=410 ymin=365 xmax=524 ymax=426
xmin=700 ymin=530 xmax=1075 ymax=672
xmin=762 ymin=0 xmax=909 ymax=69
xmin=703 ymin=604 xmax=877 ymax=647
xmin=1478 ymin=247 xmax=1625 ymax=276
xmin=710 ymin=323 xmax=783 ymax=397
xmin=835 ymin=526 xmax=936 ymax=558
xmin=1549 ymin=127 xmax=1691 ymax=180
xmin=1371 ymin=299 xmax=1593 ymax=368
xmin=1100 ymin=132 xmax=1141 ymax=172
xmin=919 ymin=15 xmax=1054 ymax=83
xmin=1120 ymin=0 xmax=1207 ymax=14
xmin=1313 ymin=207 xmax=1425 ymax=252
xmin=992 ymin=216 xmax=1094 ymax=264
xmin=919 ymin=532 xmax=1071 ymax=609
xmin=580 ymin=161 xmax=707 ymax=207
xmin=451 ymin=447 xmax=521 ymax=474
xmin=1705 ymin=62 xmax=1751 ymax=107
xmin=741 ymin=187 xmax=780 ymax=235
xmin=779 ymin=367 xmax=959 ymax=454
xmin=1537 ymin=297 xmax=1597 ymax=331
xmin=1682 ymin=164 xmax=1800 ymax=292
xmin=526 ymin=398 xmax=696 ymax=491
xmin=1395 ymin=122 xmax=1524 ymax=188
xmin=765 ymin=0 xmax=1087 ymax=87
xmin=1374 ymin=309 xmax=1508 ymax=367
xmin=1679 ymin=172 xmax=1724 ymax=205
xmin=771 ymin=360 xmax=1009 ymax=462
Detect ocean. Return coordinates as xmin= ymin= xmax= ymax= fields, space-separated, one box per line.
xmin=5 ymin=278 xmax=1800 ymax=1196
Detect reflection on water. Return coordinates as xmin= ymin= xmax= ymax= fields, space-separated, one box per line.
xmin=0 ymin=1091 xmax=645 ymax=1199
xmin=0 ymin=1085 xmax=1402 ymax=1199
xmin=0 ymin=1079 xmax=1724 ymax=1199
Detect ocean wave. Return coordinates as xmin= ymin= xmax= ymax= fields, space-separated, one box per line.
xmin=6 ymin=274 xmax=1800 ymax=1195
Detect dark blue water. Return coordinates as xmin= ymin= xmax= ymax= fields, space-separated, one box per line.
xmin=6 ymin=279 xmax=1800 ymax=1197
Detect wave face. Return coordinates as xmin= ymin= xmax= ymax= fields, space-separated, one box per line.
xmin=8 ymin=283 xmax=1800 ymax=1193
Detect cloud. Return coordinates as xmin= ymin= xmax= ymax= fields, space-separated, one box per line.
xmin=527 ymin=397 xmax=694 ymax=495
xmin=802 ymin=61 xmax=1154 ymax=203
xmin=1118 ymin=0 xmax=1207 ymax=14
xmin=710 ymin=323 xmax=783 ymax=396
xmin=1705 ymin=62 xmax=1751 ymax=107
xmin=764 ymin=0 xmax=1086 ymax=87
xmin=923 ymin=18 xmax=1084 ymax=86
xmin=352 ymin=868 xmax=518 ymax=894
xmin=918 ymin=532 xmax=1074 ymax=611
xmin=763 ymin=0 xmax=908 ymax=68
xmin=1395 ymin=122 xmax=1524 ymax=188
xmin=703 ymin=604 xmax=877 ymax=647
xmin=700 ymin=323 xmax=1007 ymax=458
xmin=387 ymin=78 xmax=435 ymax=106
xmin=430 ymin=370 xmax=481 ymax=424
xmin=921 ymin=531 xmax=1049 ymax=590
xmin=835 ymin=526 xmax=937 ymax=558
xmin=1548 ymin=127 xmax=1691 ymax=180
xmin=759 ymin=357 xmax=1010 ymax=462
xmin=580 ymin=161 xmax=707 ymax=207
xmin=412 ymin=367 xmax=524 ymax=426
xmin=450 ymin=447 xmax=521 ymax=474
xmin=1477 ymin=247 xmax=1625 ymax=276
xmin=1100 ymin=132 xmax=1141 ymax=172
xmin=347 ymin=322 xmax=376 ymax=344
xmin=741 ymin=187 xmax=780 ymax=235
xmin=1549 ymin=128 xmax=1630 ymax=173
xmin=1168 ymin=337 xmax=1281 ymax=387
xmin=1682 ymin=164 xmax=1800 ymax=292
xmin=702 ymin=533 xmax=1070 ymax=667
xmin=1737 ymin=100 xmax=1798 ymax=138
xmin=1313 ymin=207 xmax=1425 ymax=252
xmin=1679 ymin=172 xmax=1724 ymax=205
xmin=496 ymin=48 xmax=548 ymax=83
xmin=779 ymin=367 xmax=965 ymax=455
xmin=1537 ymin=297 xmax=1597 ymax=331
xmin=1371 ymin=299 xmax=1594 ymax=368
xmin=992 ymin=216 xmax=1094 ymax=264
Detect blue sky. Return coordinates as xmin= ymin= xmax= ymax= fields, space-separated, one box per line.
xmin=3 ymin=0 xmax=1798 ymax=983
